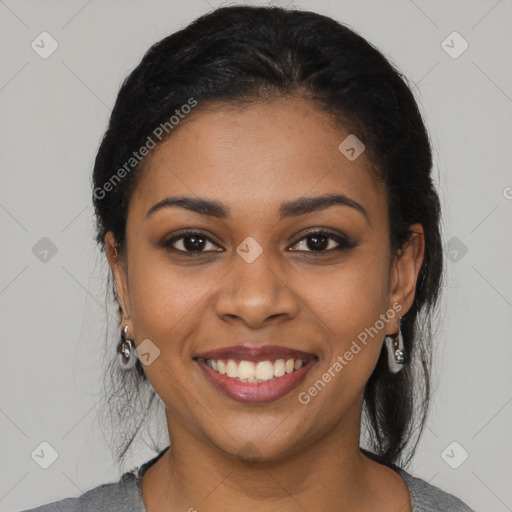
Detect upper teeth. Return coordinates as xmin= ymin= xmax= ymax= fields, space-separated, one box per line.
xmin=205 ymin=358 xmax=307 ymax=382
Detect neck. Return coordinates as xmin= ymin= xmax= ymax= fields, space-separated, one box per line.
xmin=141 ymin=398 xmax=405 ymax=512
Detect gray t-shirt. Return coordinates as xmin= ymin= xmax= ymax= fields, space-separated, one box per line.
xmin=20 ymin=446 xmax=476 ymax=512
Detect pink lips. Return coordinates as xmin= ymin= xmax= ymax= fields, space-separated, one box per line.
xmin=194 ymin=345 xmax=317 ymax=404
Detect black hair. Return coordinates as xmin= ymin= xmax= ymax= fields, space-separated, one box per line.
xmin=93 ymin=5 xmax=443 ymax=469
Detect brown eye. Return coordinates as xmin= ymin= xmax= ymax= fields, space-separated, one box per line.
xmin=162 ymin=231 xmax=222 ymax=254
xmin=288 ymin=230 xmax=355 ymax=253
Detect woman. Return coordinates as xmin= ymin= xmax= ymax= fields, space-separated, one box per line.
xmin=24 ymin=5 xmax=475 ymax=511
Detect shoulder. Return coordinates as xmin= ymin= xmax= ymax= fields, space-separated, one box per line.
xmin=20 ymin=447 xmax=169 ymax=512
xmin=18 ymin=471 xmax=144 ymax=512
xmin=396 ymin=467 xmax=476 ymax=512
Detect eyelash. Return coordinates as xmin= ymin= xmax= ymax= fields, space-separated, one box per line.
xmin=161 ymin=229 xmax=356 ymax=256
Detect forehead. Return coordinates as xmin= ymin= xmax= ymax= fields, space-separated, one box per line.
xmin=132 ymin=97 xmax=386 ymax=221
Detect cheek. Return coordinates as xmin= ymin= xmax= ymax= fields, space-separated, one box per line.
xmin=301 ymin=251 xmax=390 ymax=342
xmin=126 ymin=248 xmax=210 ymax=354
xmin=292 ymin=257 xmax=390 ymax=421
xmin=124 ymin=252 xmax=210 ymax=414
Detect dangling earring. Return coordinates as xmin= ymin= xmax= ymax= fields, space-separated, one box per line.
xmin=385 ymin=317 xmax=407 ymax=374
xmin=117 ymin=324 xmax=137 ymax=370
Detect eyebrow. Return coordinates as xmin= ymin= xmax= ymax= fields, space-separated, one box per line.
xmin=145 ymin=193 xmax=370 ymax=224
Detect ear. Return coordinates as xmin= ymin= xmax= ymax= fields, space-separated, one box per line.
xmin=386 ymin=223 xmax=425 ymax=333
xmin=105 ymin=231 xmax=131 ymax=318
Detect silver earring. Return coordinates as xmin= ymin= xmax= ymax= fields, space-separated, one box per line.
xmin=385 ymin=318 xmax=406 ymax=374
xmin=117 ymin=325 xmax=137 ymax=370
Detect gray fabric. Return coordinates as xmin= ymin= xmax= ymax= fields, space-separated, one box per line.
xmin=20 ymin=447 xmax=476 ymax=512
xmin=395 ymin=468 xmax=476 ymax=511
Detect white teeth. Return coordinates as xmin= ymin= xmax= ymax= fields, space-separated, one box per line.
xmin=238 ymin=360 xmax=255 ymax=380
xmin=205 ymin=357 xmax=311 ymax=382
xmin=274 ymin=359 xmax=285 ymax=377
xmin=226 ymin=359 xmax=238 ymax=378
xmin=217 ymin=360 xmax=227 ymax=374
xmin=255 ymin=361 xmax=274 ymax=380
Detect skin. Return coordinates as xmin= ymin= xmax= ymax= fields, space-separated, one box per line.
xmin=105 ymin=96 xmax=424 ymax=512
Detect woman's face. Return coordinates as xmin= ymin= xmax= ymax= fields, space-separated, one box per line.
xmin=107 ymin=96 xmax=423 ymax=460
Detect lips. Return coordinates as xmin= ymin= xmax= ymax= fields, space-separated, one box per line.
xmin=194 ymin=345 xmax=318 ymax=404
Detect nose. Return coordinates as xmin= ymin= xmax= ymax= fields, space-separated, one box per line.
xmin=214 ymin=249 xmax=299 ymax=329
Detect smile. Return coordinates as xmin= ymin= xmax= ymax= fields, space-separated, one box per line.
xmin=194 ymin=345 xmax=318 ymax=404
xmin=202 ymin=357 xmax=314 ymax=383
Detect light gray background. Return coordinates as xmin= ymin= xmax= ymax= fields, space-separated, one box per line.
xmin=1 ymin=0 xmax=511 ymax=511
